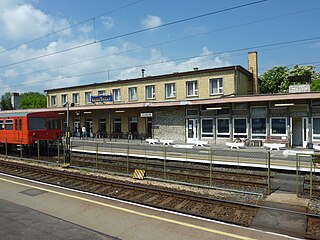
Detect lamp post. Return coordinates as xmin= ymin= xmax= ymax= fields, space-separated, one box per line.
xmin=63 ymin=102 xmax=74 ymax=167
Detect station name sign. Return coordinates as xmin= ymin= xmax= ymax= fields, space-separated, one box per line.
xmin=140 ymin=112 xmax=152 ymax=117
xmin=91 ymin=95 xmax=113 ymax=103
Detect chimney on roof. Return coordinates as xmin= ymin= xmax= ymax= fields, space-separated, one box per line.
xmin=248 ymin=51 xmax=259 ymax=94
xmin=193 ymin=67 xmax=199 ymax=71
xmin=141 ymin=69 xmax=145 ymax=78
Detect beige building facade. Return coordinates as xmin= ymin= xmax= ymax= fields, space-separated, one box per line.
xmin=44 ymin=52 xmax=320 ymax=148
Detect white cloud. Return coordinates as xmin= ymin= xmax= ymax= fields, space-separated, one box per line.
xmin=141 ymin=15 xmax=162 ymax=29
xmin=0 ymin=2 xmax=70 ymax=41
xmin=100 ymin=16 xmax=114 ymax=29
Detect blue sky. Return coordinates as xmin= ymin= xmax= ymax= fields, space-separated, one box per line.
xmin=0 ymin=0 xmax=319 ymax=95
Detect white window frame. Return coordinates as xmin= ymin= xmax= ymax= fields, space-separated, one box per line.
xmin=210 ymin=78 xmax=223 ymax=95
xmin=251 ymin=118 xmax=267 ymax=140
xmin=165 ymin=83 xmax=176 ymax=98
xmin=145 ymin=85 xmax=155 ymax=99
xmin=128 ymin=87 xmax=137 ymax=101
xmin=216 ymin=118 xmax=230 ymax=139
xmin=51 ymin=95 xmax=57 ymax=106
xmin=98 ymin=90 xmax=105 ymax=96
xmin=72 ymin=93 xmax=79 ymax=104
xmin=186 ymin=80 xmax=198 ymax=97
xmin=85 ymin=92 xmax=92 ymax=103
xmin=61 ymin=94 xmax=67 ymax=105
xmin=270 ymin=117 xmax=287 ymax=136
xmin=112 ymin=89 xmax=121 ymax=102
xmin=312 ymin=117 xmax=320 ymax=140
xmin=233 ymin=118 xmax=247 ymax=139
xmin=201 ymin=118 xmax=214 ymax=138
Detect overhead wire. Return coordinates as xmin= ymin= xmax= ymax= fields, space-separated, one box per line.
xmin=0 ymin=0 xmax=269 ymax=69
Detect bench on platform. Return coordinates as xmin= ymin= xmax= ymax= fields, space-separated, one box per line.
xmin=190 ymin=140 xmax=208 ymax=147
xmin=172 ymin=144 xmax=194 ymax=149
xmin=264 ymin=143 xmax=286 ymax=151
xmin=160 ymin=139 xmax=173 ymax=145
xmin=225 ymin=142 xmax=245 ymax=149
xmin=146 ymin=139 xmax=159 ymax=144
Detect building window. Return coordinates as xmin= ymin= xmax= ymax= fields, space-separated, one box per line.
xmin=312 ymin=117 xmax=320 ymax=140
xmin=5 ymin=119 xmax=13 ymax=130
xmin=165 ymin=83 xmax=176 ymax=98
xmin=145 ymin=85 xmax=155 ymax=99
xmin=113 ymin=89 xmax=121 ymax=102
xmin=129 ymin=117 xmax=138 ymax=133
xmin=72 ymin=93 xmax=79 ymax=104
xmin=128 ymin=87 xmax=137 ymax=101
xmin=99 ymin=119 xmax=106 ymax=132
xmin=61 ymin=94 xmax=67 ymax=105
xmin=186 ymin=80 xmax=198 ymax=96
xmin=98 ymin=90 xmax=105 ymax=95
xmin=251 ymin=118 xmax=266 ymax=139
xmin=233 ymin=118 xmax=247 ymax=139
xmin=216 ymin=118 xmax=229 ymax=138
xmin=85 ymin=92 xmax=92 ymax=103
xmin=114 ymin=118 xmax=121 ymax=133
xmin=201 ymin=119 xmax=213 ymax=138
xmin=50 ymin=95 xmax=57 ymax=106
xmin=271 ymin=117 xmax=287 ymax=135
xmin=210 ymin=78 xmax=223 ymax=95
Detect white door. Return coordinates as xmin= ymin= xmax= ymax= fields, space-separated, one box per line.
xmin=302 ymin=117 xmax=308 ymax=148
xmin=186 ymin=119 xmax=198 ymax=143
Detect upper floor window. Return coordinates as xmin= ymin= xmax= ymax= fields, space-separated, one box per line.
xmin=72 ymin=93 xmax=79 ymax=104
xmin=186 ymin=80 xmax=198 ymax=97
xmin=128 ymin=87 xmax=137 ymax=101
xmin=113 ymin=89 xmax=121 ymax=102
xmin=50 ymin=95 xmax=57 ymax=106
xmin=210 ymin=78 xmax=223 ymax=95
xmin=98 ymin=90 xmax=105 ymax=95
xmin=145 ymin=85 xmax=155 ymax=99
xmin=165 ymin=83 xmax=176 ymax=98
xmin=85 ymin=92 xmax=92 ymax=103
xmin=61 ymin=94 xmax=67 ymax=105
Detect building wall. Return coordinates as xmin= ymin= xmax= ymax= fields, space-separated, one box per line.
xmin=152 ymin=107 xmax=185 ymax=142
xmin=47 ymin=67 xmax=252 ymax=108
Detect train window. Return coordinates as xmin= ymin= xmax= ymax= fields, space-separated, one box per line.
xmin=19 ymin=119 xmax=22 ymax=130
xmin=28 ymin=118 xmax=46 ymax=130
xmin=0 ymin=120 xmax=4 ymax=130
xmin=5 ymin=119 xmax=13 ymax=130
xmin=48 ymin=118 xmax=61 ymax=130
xmin=15 ymin=119 xmax=18 ymax=130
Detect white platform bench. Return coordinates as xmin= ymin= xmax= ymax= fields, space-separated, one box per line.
xmin=225 ymin=142 xmax=245 ymax=149
xmin=192 ymin=140 xmax=208 ymax=147
xmin=146 ymin=139 xmax=158 ymax=144
xmin=264 ymin=143 xmax=286 ymax=151
xmin=160 ymin=139 xmax=173 ymax=145
xmin=172 ymin=144 xmax=194 ymax=149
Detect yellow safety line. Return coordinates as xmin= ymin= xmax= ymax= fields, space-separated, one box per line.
xmin=0 ymin=176 xmax=256 ymax=240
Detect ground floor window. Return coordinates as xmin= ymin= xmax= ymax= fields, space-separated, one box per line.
xmin=99 ymin=119 xmax=106 ymax=132
xmin=129 ymin=117 xmax=138 ymax=132
xmin=312 ymin=117 xmax=320 ymax=140
xmin=251 ymin=118 xmax=266 ymax=139
xmin=216 ymin=118 xmax=229 ymax=138
xmin=114 ymin=118 xmax=121 ymax=133
xmin=233 ymin=118 xmax=247 ymax=139
xmin=201 ymin=119 xmax=213 ymax=138
xmin=271 ymin=117 xmax=287 ymax=135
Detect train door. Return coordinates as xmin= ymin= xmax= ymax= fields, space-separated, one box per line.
xmin=14 ymin=119 xmax=22 ymax=144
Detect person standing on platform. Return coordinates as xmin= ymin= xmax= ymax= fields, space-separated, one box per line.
xmin=82 ymin=125 xmax=87 ymax=140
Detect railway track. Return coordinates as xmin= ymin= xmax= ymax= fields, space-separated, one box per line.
xmin=67 ymin=153 xmax=270 ymax=192
xmin=0 ymin=157 xmax=320 ymax=238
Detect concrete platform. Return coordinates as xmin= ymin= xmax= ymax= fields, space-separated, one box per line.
xmin=0 ymin=173 xmax=296 ymax=240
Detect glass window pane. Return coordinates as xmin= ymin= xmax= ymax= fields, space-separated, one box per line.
xmin=217 ymin=119 xmax=229 ymax=133
xmin=313 ymin=118 xmax=320 ymax=134
xmin=202 ymin=119 xmax=213 ymax=133
xmin=271 ymin=118 xmax=286 ymax=134
xmin=234 ymin=119 xmax=246 ymax=134
xmin=252 ymin=118 xmax=266 ymax=134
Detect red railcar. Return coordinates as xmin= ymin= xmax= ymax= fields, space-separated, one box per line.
xmin=0 ymin=111 xmax=62 ymax=145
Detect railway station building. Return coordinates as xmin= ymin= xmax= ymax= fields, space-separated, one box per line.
xmin=44 ymin=52 xmax=320 ymax=148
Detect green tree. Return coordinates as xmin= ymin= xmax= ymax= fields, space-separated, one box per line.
xmin=259 ymin=65 xmax=320 ymax=93
xmin=0 ymin=92 xmax=13 ymax=110
xmin=20 ymin=92 xmax=47 ymax=109
xmin=259 ymin=66 xmax=289 ymax=94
